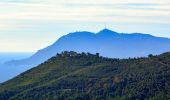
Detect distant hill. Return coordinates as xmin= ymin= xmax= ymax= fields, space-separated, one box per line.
xmin=0 ymin=51 xmax=169 ymax=100
xmin=2 ymin=28 xmax=170 ymax=83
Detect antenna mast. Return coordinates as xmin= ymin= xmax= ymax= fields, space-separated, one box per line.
xmin=105 ymin=23 xmax=107 ymax=29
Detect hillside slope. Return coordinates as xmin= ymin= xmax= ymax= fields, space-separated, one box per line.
xmin=0 ymin=51 xmax=169 ymax=100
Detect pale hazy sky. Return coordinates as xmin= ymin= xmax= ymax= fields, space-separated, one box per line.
xmin=0 ymin=0 xmax=170 ymax=52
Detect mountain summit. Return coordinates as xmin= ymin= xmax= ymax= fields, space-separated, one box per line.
xmin=2 ymin=29 xmax=170 ymax=83
xmin=98 ymin=28 xmax=117 ymax=33
xmin=97 ymin=28 xmax=119 ymax=37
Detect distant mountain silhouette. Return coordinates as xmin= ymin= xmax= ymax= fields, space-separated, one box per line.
xmin=1 ymin=28 xmax=170 ymax=83
xmin=4 ymin=28 xmax=170 ymax=67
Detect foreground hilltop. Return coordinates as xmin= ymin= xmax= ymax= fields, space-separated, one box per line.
xmin=0 ymin=51 xmax=169 ymax=100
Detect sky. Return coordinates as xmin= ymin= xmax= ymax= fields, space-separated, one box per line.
xmin=0 ymin=0 xmax=170 ymax=52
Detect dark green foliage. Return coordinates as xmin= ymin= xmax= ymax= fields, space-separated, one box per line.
xmin=0 ymin=51 xmax=170 ymax=100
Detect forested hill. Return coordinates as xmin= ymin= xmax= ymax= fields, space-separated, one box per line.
xmin=0 ymin=51 xmax=170 ymax=100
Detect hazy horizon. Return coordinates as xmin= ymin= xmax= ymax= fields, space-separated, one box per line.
xmin=0 ymin=52 xmax=34 ymax=64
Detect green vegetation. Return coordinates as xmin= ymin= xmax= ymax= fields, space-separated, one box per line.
xmin=0 ymin=51 xmax=170 ymax=100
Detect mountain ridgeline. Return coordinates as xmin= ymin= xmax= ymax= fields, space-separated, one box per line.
xmin=5 ymin=29 xmax=170 ymax=67
xmin=0 ymin=51 xmax=169 ymax=100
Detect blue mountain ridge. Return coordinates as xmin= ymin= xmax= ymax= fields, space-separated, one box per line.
xmin=5 ymin=28 xmax=170 ymax=66
xmin=1 ymin=28 xmax=170 ymax=83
